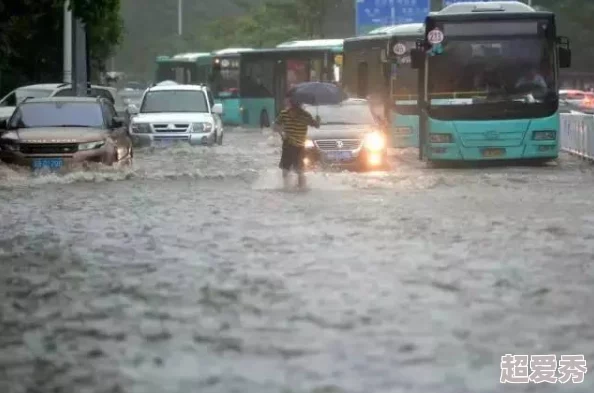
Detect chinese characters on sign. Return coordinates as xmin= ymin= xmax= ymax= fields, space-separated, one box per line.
xmin=443 ymin=0 xmax=492 ymax=6
xmin=501 ymin=354 xmax=588 ymax=383
xmin=355 ymin=0 xmax=430 ymax=36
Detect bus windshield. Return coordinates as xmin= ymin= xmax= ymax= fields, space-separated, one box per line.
xmin=390 ymin=40 xmax=418 ymax=111
xmin=155 ymin=61 xmax=210 ymax=85
xmin=428 ymin=21 xmax=555 ymax=108
xmin=156 ymin=63 xmax=193 ymax=84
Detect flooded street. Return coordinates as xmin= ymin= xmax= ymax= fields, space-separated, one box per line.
xmin=1 ymin=129 xmax=594 ymax=393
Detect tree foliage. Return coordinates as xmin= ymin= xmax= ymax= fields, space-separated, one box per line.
xmin=0 ymin=0 xmax=123 ymax=95
xmin=533 ymin=0 xmax=594 ymax=70
xmin=65 ymin=0 xmax=124 ymax=65
xmin=198 ymin=0 xmax=344 ymax=49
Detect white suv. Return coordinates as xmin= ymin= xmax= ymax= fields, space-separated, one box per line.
xmin=128 ymin=84 xmax=224 ymax=147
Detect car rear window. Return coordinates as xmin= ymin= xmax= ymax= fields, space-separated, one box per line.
xmin=54 ymin=87 xmax=116 ymax=104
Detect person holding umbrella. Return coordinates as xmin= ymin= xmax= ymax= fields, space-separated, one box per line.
xmin=273 ymin=91 xmax=321 ymax=190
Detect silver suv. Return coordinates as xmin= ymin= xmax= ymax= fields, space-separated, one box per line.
xmin=128 ymin=83 xmax=224 ymax=147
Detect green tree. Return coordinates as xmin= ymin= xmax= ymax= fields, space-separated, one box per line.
xmin=533 ymin=0 xmax=594 ymax=70
xmin=0 ymin=0 xmax=123 ymax=95
xmin=197 ymin=0 xmax=343 ymax=51
xmin=60 ymin=0 xmax=124 ymax=75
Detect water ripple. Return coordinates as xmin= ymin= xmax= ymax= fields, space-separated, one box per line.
xmin=1 ymin=129 xmax=593 ymax=393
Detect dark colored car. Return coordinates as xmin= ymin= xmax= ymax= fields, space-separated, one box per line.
xmin=302 ymin=99 xmax=389 ymax=171
xmin=0 ymin=96 xmax=133 ymax=171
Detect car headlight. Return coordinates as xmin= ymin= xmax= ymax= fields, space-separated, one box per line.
xmin=0 ymin=140 xmax=19 ymax=151
xmin=131 ymin=123 xmax=151 ymax=133
xmin=191 ymin=122 xmax=213 ymax=133
xmin=363 ymin=132 xmax=385 ymax=151
xmin=304 ymin=139 xmax=314 ymax=148
xmin=532 ymin=130 xmax=556 ymax=140
xmin=79 ymin=141 xmax=105 ymax=151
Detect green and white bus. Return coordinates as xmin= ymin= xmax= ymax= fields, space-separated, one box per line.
xmin=344 ymin=23 xmax=424 ymax=148
xmin=407 ymin=1 xmax=571 ymax=163
xmin=209 ymin=48 xmax=256 ymax=125
xmin=154 ymin=52 xmax=212 ymax=84
xmin=210 ymin=40 xmax=343 ymax=128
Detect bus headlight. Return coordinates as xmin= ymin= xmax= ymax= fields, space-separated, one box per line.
xmin=533 ymin=130 xmax=556 ymax=140
xmin=363 ymin=132 xmax=385 ymax=151
xmin=429 ymin=133 xmax=452 ymax=143
xmin=304 ymin=139 xmax=314 ymax=148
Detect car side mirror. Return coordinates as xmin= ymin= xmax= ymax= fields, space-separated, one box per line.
xmin=212 ymin=103 xmax=223 ymax=114
xmin=410 ymin=49 xmax=424 ymax=70
xmin=127 ymin=104 xmax=139 ymax=115
xmin=0 ymin=119 xmax=6 ymax=130
xmin=112 ymin=117 xmax=124 ymax=128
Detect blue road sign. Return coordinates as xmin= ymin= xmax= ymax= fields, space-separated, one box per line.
xmin=442 ymin=0 xmax=492 ymax=6
xmin=355 ymin=0 xmax=430 ymax=36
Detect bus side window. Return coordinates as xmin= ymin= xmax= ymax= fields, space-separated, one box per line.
xmin=357 ymin=62 xmax=369 ymax=98
xmin=174 ymin=67 xmax=184 ymax=83
xmin=198 ymin=65 xmax=209 ymax=84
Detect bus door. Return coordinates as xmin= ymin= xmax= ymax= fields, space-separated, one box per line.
xmin=273 ymin=60 xmax=287 ymax=115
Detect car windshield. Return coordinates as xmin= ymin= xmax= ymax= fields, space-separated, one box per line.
xmin=304 ymin=103 xmax=376 ymax=125
xmin=140 ymin=90 xmax=208 ymax=113
xmin=15 ymin=88 xmax=52 ymax=104
xmin=8 ymin=102 xmax=104 ymax=128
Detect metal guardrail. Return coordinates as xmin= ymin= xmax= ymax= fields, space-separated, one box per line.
xmin=560 ymin=113 xmax=594 ymax=160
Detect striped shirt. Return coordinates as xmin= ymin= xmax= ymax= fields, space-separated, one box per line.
xmin=275 ymin=107 xmax=317 ymax=147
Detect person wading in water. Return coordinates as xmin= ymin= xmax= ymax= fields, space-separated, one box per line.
xmin=273 ymin=93 xmax=321 ymax=189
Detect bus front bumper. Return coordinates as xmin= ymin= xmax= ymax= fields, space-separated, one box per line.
xmin=426 ymin=143 xmax=558 ymax=161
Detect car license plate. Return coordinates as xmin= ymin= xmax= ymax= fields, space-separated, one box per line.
xmin=482 ymin=148 xmax=505 ymax=158
xmin=154 ymin=139 xmax=175 ymax=147
xmin=32 ymin=158 xmax=63 ymax=170
xmin=326 ymin=151 xmax=352 ymax=161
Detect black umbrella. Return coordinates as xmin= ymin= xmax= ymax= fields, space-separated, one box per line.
xmin=288 ymin=82 xmax=345 ymax=106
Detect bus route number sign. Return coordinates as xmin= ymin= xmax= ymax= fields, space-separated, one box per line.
xmin=392 ymin=43 xmax=406 ymax=56
xmin=427 ymin=29 xmax=444 ymax=45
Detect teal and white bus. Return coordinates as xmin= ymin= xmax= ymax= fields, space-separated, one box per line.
xmin=209 ymin=48 xmax=256 ymax=125
xmin=407 ymin=1 xmax=571 ymax=163
xmin=210 ymin=40 xmax=343 ymax=128
xmin=344 ymin=23 xmax=424 ymax=148
xmin=154 ymin=53 xmax=212 ymax=84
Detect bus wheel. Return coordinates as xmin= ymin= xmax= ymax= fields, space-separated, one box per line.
xmin=260 ymin=110 xmax=270 ymax=129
